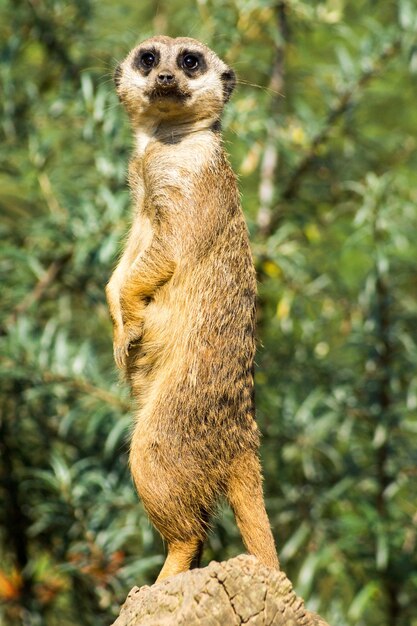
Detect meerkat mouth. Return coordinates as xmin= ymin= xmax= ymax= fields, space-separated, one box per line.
xmin=148 ymin=86 xmax=191 ymax=101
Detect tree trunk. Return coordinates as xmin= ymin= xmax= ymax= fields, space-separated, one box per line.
xmin=112 ymin=555 xmax=330 ymax=626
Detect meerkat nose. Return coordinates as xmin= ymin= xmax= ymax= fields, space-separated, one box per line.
xmin=157 ymin=72 xmax=176 ymax=86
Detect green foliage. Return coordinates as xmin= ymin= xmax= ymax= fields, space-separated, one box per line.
xmin=1 ymin=1 xmax=416 ymax=625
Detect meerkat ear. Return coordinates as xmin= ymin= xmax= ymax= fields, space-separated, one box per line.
xmin=221 ymin=68 xmax=236 ymax=103
xmin=113 ymin=63 xmax=122 ymax=89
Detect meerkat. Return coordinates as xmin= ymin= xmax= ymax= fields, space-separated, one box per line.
xmin=105 ymin=35 xmax=279 ymax=581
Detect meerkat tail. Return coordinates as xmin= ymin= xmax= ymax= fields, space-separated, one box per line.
xmin=227 ymin=453 xmax=279 ymax=570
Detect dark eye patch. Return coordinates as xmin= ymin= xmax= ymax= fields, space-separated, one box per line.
xmin=177 ymin=50 xmax=207 ymax=76
xmin=133 ymin=47 xmax=160 ymax=74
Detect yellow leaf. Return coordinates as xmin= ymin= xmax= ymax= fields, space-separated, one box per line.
xmin=305 ymin=223 xmax=321 ymax=242
xmin=277 ymin=292 xmax=293 ymax=320
xmin=240 ymin=142 xmax=261 ymax=175
xmin=263 ymin=260 xmax=282 ymax=278
xmin=291 ymin=126 xmax=306 ymax=146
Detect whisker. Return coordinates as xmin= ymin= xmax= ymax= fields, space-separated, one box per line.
xmin=236 ymin=80 xmax=285 ymax=97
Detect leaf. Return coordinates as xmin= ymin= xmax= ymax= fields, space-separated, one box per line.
xmin=280 ymin=522 xmax=310 ymax=562
xmin=81 ymin=73 xmax=94 ymax=106
xmin=348 ymin=581 xmax=381 ymax=621
xmin=50 ymin=455 xmax=72 ymax=491
xmin=376 ymin=526 xmax=389 ymax=572
xmin=104 ymin=415 xmax=130 ymax=458
xmin=297 ymin=552 xmax=321 ymax=598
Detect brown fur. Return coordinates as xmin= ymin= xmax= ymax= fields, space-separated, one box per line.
xmin=106 ymin=36 xmax=278 ymax=581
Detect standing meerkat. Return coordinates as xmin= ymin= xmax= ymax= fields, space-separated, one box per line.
xmin=106 ymin=35 xmax=279 ymax=581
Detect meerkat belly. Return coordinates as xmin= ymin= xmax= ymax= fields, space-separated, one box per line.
xmin=141 ymin=249 xmax=255 ymax=355
xmin=132 ymin=253 xmax=258 ymax=450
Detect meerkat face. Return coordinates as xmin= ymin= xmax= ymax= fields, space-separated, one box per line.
xmin=114 ymin=36 xmax=236 ymax=125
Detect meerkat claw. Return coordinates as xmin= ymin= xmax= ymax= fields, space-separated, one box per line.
xmin=113 ymin=342 xmax=129 ymax=369
xmin=114 ymin=347 xmax=125 ymax=370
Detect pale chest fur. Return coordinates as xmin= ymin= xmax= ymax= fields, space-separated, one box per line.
xmin=129 ymin=130 xmax=223 ymax=263
xmin=143 ymin=131 xmax=218 ymax=201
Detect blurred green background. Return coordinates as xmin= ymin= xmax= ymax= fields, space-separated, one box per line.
xmin=1 ymin=1 xmax=417 ymax=624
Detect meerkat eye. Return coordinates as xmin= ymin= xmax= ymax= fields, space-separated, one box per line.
xmin=182 ymin=54 xmax=199 ymax=70
xmin=141 ymin=52 xmax=156 ymax=68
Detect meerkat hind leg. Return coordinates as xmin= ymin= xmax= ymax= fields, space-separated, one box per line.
xmin=227 ymin=453 xmax=279 ymax=570
xmin=156 ymin=537 xmax=203 ymax=582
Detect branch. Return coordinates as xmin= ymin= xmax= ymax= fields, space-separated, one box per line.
xmin=38 ymin=172 xmax=67 ymax=217
xmin=0 ymin=389 xmax=34 ymax=605
xmin=260 ymin=37 xmax=401 ymax=237
xmin=257 ymin=1 xmax=289 ymax=235
xmin=3 ymin=252 xmax=72 ymax=330
xmin=40 ymin=371 xmax=131 ymax=412
xmin=25 ymin=0 xmax=81 ymax=81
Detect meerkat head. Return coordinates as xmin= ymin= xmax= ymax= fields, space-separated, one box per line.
xmin=114 ymin=36 xmax=236 ymax=127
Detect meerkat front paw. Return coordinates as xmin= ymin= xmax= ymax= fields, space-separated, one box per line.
xmin=113 ymin=337 xmax=130 ymax=370
xmin=113 ymin=324 xmax=143 ymax=369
